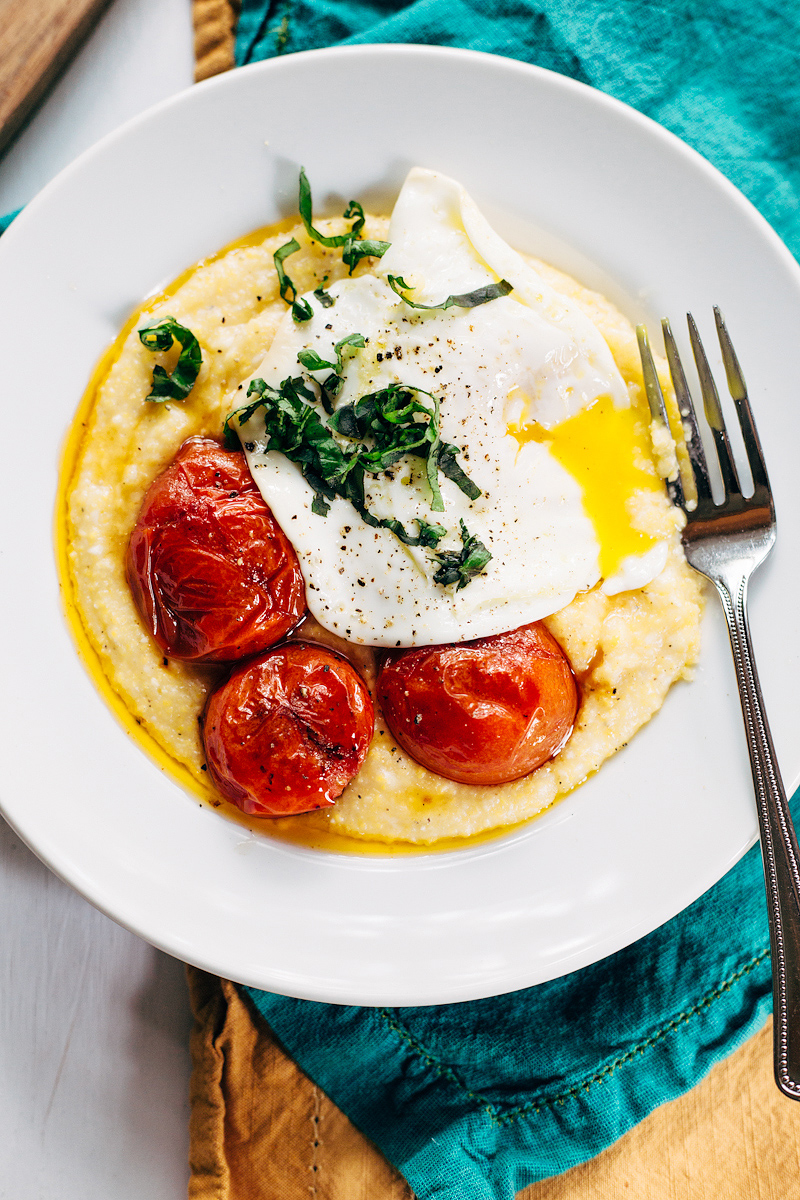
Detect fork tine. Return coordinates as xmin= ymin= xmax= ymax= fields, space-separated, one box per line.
xmin=687 ymin=312 xmax=742 ymax=498
xmin=714 ymin=307 xmax=771 ymax=495
xmin=635 ymin=325 xmax=685 ymax=509
xmin=661 ymin=318 xmax=713 ymax=506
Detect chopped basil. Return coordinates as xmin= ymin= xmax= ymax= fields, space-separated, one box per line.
xmin=138 ymin=317 xmax=202 ymax=402
xmin=274 ymin=238 xmax=301 ymax=302
xmin=436 ymin=444 xmax=481 ymax=501
xmin=226 ymin=375 xmax=362 ymax=522
xmin=387 ymin=274 xmax=513 ymax=311
xmin=299 ymin=168 xmax=367 ymax=249
xmin=342 ymin=238 xmax=391 ymax=274
xmin=296 ymin=348 xmax=340 ymax=412
xmin=313 ymin=281 xmax=335 ymax=308
xmin=291 ymin=296 xmax=313 ymax=322
xmin=273 ymin=239 xmax=314 ymax=322
xmin=298 ymin=168 xmax=390 ymax=276
xmin=224 ymin=375 xmax=311 ymax=449
xmin=297 ymin=333 xmax=365 ymax=378
xmin=296 ymin=334 xmax=366 ymax=412
xmin=328 ymin=384 xmax=477 ymax=514
xmin=416 ymin=519 xmax=447 ymax=548
xmin=296 ymin=348 xmax=333 ymax=374
xmin=222 ymin=416 xmax=241 ymax=451
xmin=333 ymin=332 xmax=367 ymax=371
xmin=342 ymin=199 xmax=366 ymax=238
xmin=298 ymin=169 xmax=347 ymax=248
xmin=224 ymin=374 xmax=483 ymax=572
xmin=433 ymin=520 xmax=492 ymax=589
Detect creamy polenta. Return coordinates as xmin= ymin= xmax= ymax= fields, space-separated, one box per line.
xmin=62 ymin=212 xmax=703 ymax=847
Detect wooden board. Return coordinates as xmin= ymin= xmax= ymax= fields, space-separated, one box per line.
xmin=0 ymin=0 xmax=113 ymax=156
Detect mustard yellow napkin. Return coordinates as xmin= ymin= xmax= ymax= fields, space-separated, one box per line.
xmin=187 ymin=967 xmax=800 ymax=1199
xmin=192 ymin=0 xmax=238 ymax=81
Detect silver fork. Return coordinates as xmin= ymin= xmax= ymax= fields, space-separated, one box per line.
xmin=637 ymin=310 xmax=800 ymax=1101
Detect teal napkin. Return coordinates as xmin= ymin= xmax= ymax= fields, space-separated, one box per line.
xmin=0 ymin=208 xmax=20 ymax=235
xmin=230 ymin=2 xmax=800 ymax=1197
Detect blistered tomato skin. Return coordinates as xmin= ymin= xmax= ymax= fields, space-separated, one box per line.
xmin=127 ymin=437 xmax=306 ymax=662
xmin=377 ymin=623 xmax=579 ymax=786
xmin=202 ymin=643 xmax=375 ymax=816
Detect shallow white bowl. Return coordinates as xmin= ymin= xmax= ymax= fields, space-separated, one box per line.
xmin=1 ymin=45 xmax=799 ymax=1005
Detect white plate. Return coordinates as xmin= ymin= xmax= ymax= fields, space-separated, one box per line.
xmin=1 ymin=45 xmax=799 ymax=1005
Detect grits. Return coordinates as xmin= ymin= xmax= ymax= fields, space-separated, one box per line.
xmin=64 ymin=214 xmax=703 ymax=846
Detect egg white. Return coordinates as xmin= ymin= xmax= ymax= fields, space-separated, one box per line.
xmin=235 ymin=169 xmax=666 ymax=646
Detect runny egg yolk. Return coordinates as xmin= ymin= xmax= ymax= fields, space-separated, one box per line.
xmin=508 ymin=393 xmax=662 ymax=580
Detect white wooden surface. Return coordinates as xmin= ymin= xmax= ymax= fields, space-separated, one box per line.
xmin=0 ymin=1 xmax=197 ymax=1195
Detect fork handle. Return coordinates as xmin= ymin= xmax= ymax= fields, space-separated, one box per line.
xmin=715 ymin=566 xmax=800 ymax=1099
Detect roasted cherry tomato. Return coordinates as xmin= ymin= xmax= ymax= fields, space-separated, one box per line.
xmin=377 ymin=623 xmax=578 ymax=785
xmin=127 ymin=437 xmax=306 ymax=662
xmin=202 ymin=643 xmax=375 ymax=816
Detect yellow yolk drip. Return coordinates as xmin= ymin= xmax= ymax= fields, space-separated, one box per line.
xmin=508 ymin=394 xmax=662 ymax=579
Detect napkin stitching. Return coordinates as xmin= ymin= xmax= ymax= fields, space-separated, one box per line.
xmin=377 ymin=946 xmax=770 ymax=1127
xmin=310 ymin=1085 xmax=321 ymax=1193
xmin=377 ymin=1008 xmax=498 ymax=1119
xmin=499 ymin=946 xmax=771 ymax=1124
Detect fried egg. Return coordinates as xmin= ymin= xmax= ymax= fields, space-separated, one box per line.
xmin=236 ymin=168 xmax=670 ymax=646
